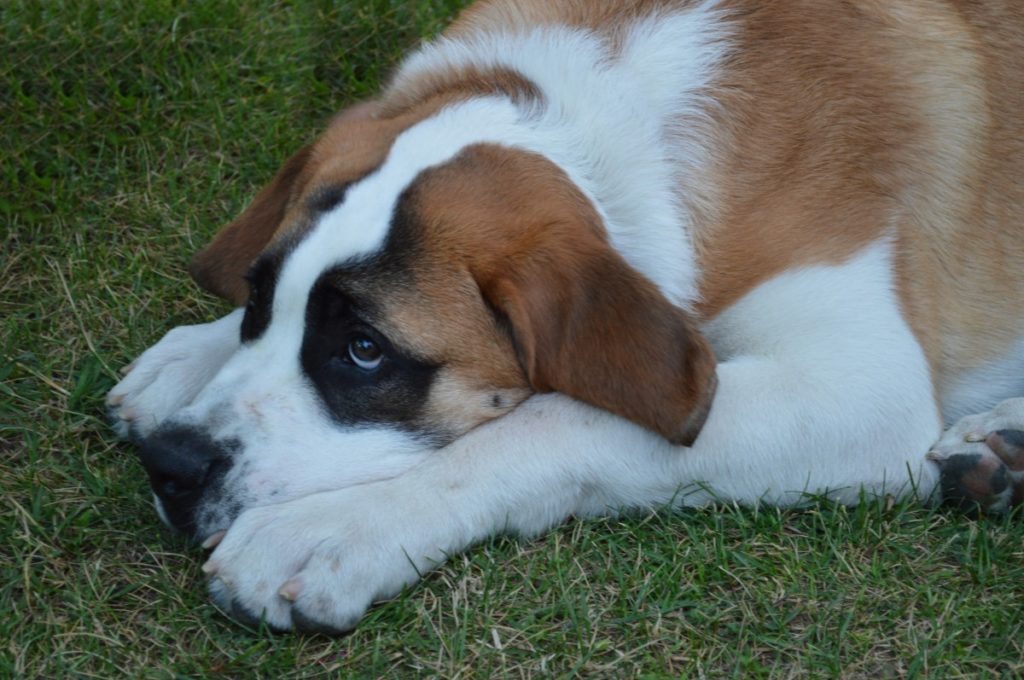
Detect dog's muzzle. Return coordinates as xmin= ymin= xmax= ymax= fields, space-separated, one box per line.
xmin=137 ymin=425 xmax=234 ymax=535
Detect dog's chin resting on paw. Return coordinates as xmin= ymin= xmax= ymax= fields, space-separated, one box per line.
xmin=107 ymin=0 xmax=1024 ymax=633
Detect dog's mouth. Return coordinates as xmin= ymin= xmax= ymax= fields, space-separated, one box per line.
xmin=137 ymin=424 xmax=240 ymax=541
xmin=150 ymin=484 xmax=241 ymax=545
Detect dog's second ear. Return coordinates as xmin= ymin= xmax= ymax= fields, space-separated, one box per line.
xmin=190 ymin=101 xmax=386 ymax=305
xmin=189 ymin=144 xmax=314 ymax=305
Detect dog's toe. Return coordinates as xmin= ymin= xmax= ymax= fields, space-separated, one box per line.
xmin=986 ymin=430 xmax=1024 ymax=470
xmin=986 ymin=430 xmax=1024 ymax=506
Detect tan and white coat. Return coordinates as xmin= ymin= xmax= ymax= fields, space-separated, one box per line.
xmin=107 ymin=0 xmax=1024 ymax=632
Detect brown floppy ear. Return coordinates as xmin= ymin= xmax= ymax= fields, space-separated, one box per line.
xmin=477 ymin=237 xmax=718 ymax=446
xmin=188 ymin=144 xmax=314 ymax=305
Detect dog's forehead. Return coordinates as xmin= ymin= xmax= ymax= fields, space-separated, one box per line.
xmin=266 ymin=98 xmax=527 ymax=326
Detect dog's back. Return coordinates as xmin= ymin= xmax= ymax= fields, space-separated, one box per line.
xmin=437 ymin=0 xmax=1024 ymax=420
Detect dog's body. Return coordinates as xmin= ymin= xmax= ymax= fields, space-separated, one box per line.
xmin=108 ymin=0 xmax=1024 ymax=632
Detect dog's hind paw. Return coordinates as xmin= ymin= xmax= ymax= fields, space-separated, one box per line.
xmin=928 ymin=398 xmax=1024 ymax=512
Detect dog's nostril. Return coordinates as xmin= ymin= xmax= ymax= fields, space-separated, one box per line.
xmin=158 ymin=475 xmax=191 ymax=498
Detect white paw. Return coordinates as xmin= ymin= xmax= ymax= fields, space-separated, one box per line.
xmin=928 ymin=397 xmax=1024 ymax=512
xmin=106 ymin=310 xmax=242 ymax=439
xmin=203 ymin=484 xmax=448 ymax=633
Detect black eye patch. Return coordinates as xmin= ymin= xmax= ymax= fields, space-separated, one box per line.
xmin=238 ymin=184 xmax=352 ymax=344
xmin=240 ymin=253 xmax=284 ymax=342
xmin=300 ymin=276 xmax=440 ymax=433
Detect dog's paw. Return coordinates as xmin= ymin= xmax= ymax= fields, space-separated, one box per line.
xmin=202 ymin=484 xmax=445 ymax=634
xmin=106 ymin=310 xmax=242 ymax=440
xmin=928 ymin=397 xmax=1024 ymax=512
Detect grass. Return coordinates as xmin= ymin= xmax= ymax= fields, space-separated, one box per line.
xmin=2 ymin=0 xmax=1023 ymax=676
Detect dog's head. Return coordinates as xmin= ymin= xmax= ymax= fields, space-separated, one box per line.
xmin=141 ymin=97 xmax=717 ymax=540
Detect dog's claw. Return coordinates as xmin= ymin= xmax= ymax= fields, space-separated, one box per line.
xmin=202 ymin=530 xmax=227 ymax=550
xmin=278 ymin=579 xmax=302 ymax=602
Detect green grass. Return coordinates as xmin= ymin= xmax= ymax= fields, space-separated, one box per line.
xmin=3 ymin=1 xmax=1023 ymax=677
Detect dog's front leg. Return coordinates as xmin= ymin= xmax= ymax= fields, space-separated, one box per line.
xmin=203 ymin=245 xmax=950 ymax=633
xmin=204 ymin=344 xmax=942 ymax=634
xmin=107 ymin=309 xmax=243 ymax=439
xmin=201 ymin=392 xmax=677 ymax=633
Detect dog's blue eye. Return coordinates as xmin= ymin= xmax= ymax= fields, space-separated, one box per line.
xmin=347 ymin=336 xmax=383 ymax=370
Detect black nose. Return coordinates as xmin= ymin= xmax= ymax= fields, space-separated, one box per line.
xmin=138 ymin=425 xmax=233 ymax=527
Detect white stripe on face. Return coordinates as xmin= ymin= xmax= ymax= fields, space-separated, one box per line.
xmin=142 ymin=6 xmax=734 ymax=536
xmin=265 ymin=97 xmax=528 ymax=352
xmin=268 ymin=0 xmax=732 ymax=345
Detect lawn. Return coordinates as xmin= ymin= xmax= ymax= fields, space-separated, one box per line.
xmin=3 ymin=1 xmax=1023 ymax=677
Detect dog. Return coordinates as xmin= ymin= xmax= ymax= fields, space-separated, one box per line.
xmin=107 ymin=0 xmax=1024 ymax=633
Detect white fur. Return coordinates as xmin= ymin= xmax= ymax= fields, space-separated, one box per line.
xmin=390 ymin=4 xmax=731 ymax=307
xmin=165 ymin=338 xmax=432 ymax=535
xmin=941 ymin=337 xmax=1024 ymax=424
xmin=274 ymin=5 xmax=730 ymax=320
xmin=106 ymin=3 xmax=1018 ymax=633
xmin=204 ymin=241 xmax=946 ymax=631
xmin=106 ymin=309 xmax=243 ymax=438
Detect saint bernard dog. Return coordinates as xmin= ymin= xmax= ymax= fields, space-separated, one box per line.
xmin=107 ymin=0 xmax=1024 ymax=633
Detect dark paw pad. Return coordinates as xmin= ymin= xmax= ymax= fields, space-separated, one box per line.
xmin=228 ymin=598 xmax=263 ymax=627
xmin=935 ymin=453 xmax=1011 ymax=512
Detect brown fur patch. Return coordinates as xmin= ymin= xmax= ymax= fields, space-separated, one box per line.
xmin=366 ymin=263 xmax=533 ymax=438
xmin=885 ymin=1 xmax=1024 ymax=398
xmin=422 ymin=369 xmax=529 ymax=437
xmin=652 ymin=0 xmax=1023 ymax=413
xmin=194 ymin=0 xmax=1024 ymax=439
xmin=381 ymin=66 xmax=541 ymax=120
xmin=396 ymin=144 xmax=717 ymax=444
xmin=190 ymin=78 xmax=542 ymax=306
xmin=189 ymin=143 xmax=315 ymax=304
